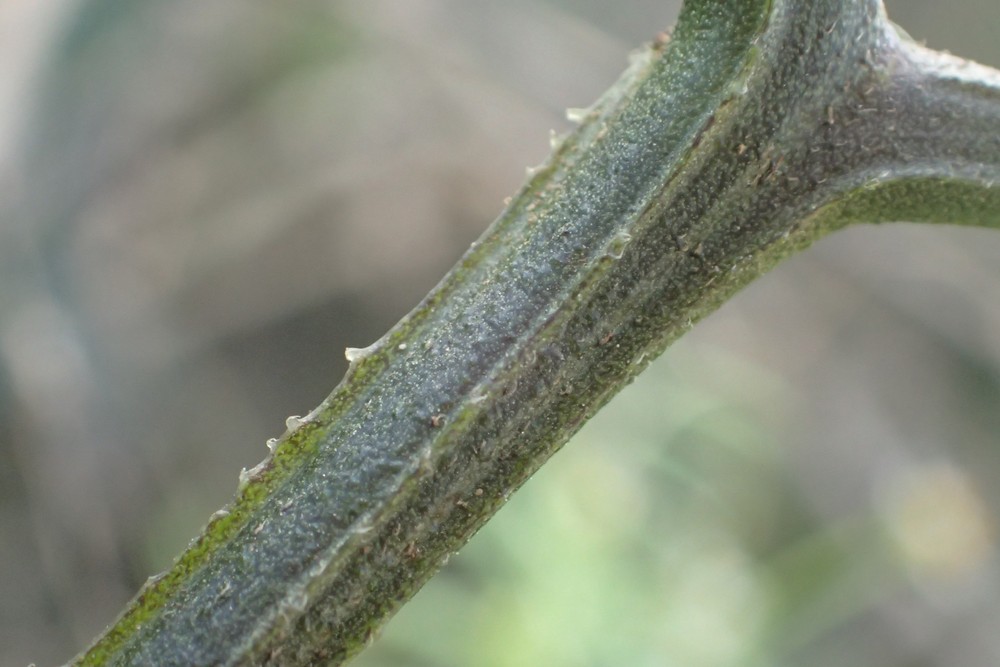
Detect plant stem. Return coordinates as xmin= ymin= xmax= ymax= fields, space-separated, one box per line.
xmin=71 ymin=1 xmax=1000 ymax=664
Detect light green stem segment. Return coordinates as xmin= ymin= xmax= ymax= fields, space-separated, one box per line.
xmin=72 ymin=1 xmax=1000 ymax=665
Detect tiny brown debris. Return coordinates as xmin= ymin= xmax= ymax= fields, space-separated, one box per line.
xmin=673 ymin=233 xmax=691 ymax=252
xmin=404 ymin=542 xmax=420 ymax=560
xmin=430 ymin=414 xmax=445 ymax=428
xmin=599 ymin=331 xmax=615 ymax=346
xmin=475 ymin=488 xmax=484 ymax=497
xmin=770 ymin=155 xmax=785 ymax=179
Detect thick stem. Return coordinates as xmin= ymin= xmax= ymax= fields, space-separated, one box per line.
xmin=71 ymin=1 xmax=1000 ymax=665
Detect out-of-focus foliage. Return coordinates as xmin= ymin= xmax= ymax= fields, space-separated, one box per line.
xmin=1 ymin=1 xmax=999 ymax=665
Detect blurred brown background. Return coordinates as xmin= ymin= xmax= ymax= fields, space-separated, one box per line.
xmin=2 ymin=1 xmax=999 ymax=665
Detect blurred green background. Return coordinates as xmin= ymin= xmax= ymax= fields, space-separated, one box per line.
xmin=2 ymin=1 xmax=1000 ymax=665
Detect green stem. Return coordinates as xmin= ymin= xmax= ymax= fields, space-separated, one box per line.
xmin=71 ymin=1 xmax=1000 ymax=665
xmin=821 ymin=27 xmax=1000 ymax=227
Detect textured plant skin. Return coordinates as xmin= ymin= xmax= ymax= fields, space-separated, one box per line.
xmin=70 ymin=0 xmax=1000 ymax=665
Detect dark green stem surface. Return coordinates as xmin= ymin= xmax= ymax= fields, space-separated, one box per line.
xmin=72 ymin=1 xmax=1000 ymax=665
